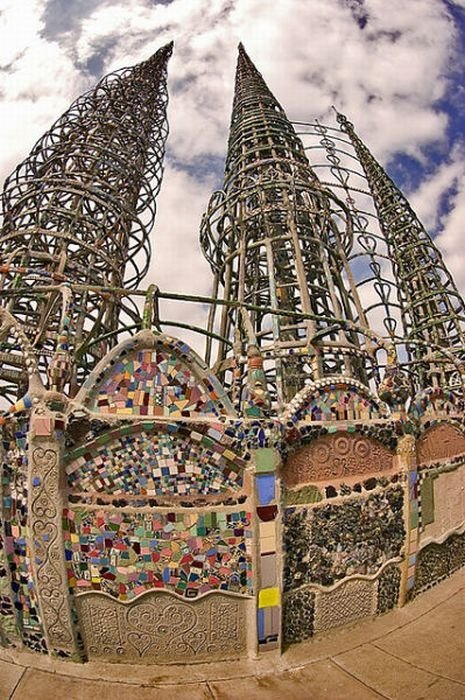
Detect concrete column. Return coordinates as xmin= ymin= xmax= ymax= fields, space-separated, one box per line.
xmin=397 ymin=434 xmax=419 ymax=605
xmin=28 ymin=408 xmax=81 ymax=658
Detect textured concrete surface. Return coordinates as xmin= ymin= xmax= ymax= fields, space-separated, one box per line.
xmin=1 ymin=568 xmax=465 ymax=699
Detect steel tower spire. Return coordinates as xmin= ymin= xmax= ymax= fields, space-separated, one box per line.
xmin=0 ymin=42 xmax=173 ymax=399
xmin=336 ymin=111 xmax=465 ymax=389
xmin=201 ymin=44 xmax=375 ymax=407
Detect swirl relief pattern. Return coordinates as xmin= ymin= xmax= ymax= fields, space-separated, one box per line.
xmin=416 ymin=424 xmax=465 ymax=465
xmin=29 ymin=444 xmax=77 ymax=655
xmin=284 ymin=433 xmax=394 ymax=487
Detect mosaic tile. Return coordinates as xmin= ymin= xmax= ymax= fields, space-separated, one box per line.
xmin=63 ymin=508 xmax=253 ymax=600
xmin=257 ymin=605 xmax=280 ymax=644
xmin=376 ymin=565 xmax=401 ymax=614
xmin=283 ymin=588 xmax=315 ymax=644
xmin=410 ymin=387 xmax=458 ymax=420
xmin=288 ymin=384 xmax=381 ymax=424
xmin=283 ymin=486 xmax=405 ymax=591
xmin=256 ymin=474 xmax=275 ymax=506
xmin=260 ymin=552 xmax=277 ymax=587
xmin=1 ymin=424 xmax=47 ymax=652
xmin=0 ymin=522 xmax=17 ymax=646
xmin=86 ymin=347 xmax=231 ymax=417
xmin=253 ymin=448 xmax=280 ymax=472
xmin=413 ymin=530 xmax=465 ymax=595
xmin=66 ymin=423 xmax=246 ymax=497
xmin=258 ymin=586 xmax=279 ymax=608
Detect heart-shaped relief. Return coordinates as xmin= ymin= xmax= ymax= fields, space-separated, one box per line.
xmin=127 ymin=631 xmax=153 ymax=656
xmin=188 ymin=630 xmax=207 ymax=653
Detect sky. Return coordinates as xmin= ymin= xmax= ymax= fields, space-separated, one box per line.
xmin=0 ymin=0 xmax=464 ymax=355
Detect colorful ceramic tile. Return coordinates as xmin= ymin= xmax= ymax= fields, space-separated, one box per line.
xmin=66 ymin=423 xmax=245 ymax=497
xmin=1 ymin=425 xmax=47 ymax=652
xmin=254 ymin=448 xmax=279 ymax=472
xmin=63 ymin=508 xmax=253 ymax=600
xmin=86 ymin=347 xmax=230 ymax=418
xmin=289 ymin=384 xmax=381 ymax=425
xmin=258 ymin=586 xmax=280 ymax=608
xmin=256 ymin=474 xmax=275 ymax=506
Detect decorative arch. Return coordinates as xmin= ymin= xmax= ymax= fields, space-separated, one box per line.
xmin=409 ymin=386 xmax=462 ymax=421
xmin=65 ymin=421 xmax=247 ymax=497
xmin=416 ymin=423 xmax=465 ymax=465
xmin=282 ymin=377 xmax=388 ymax=446
xmin=74 ymin=329 xmax=235 ymax=419
xmin=284 ymin=431 xmax=395 ymax=487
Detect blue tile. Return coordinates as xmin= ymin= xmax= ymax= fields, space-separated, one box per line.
xmin=256 ymin=474 xmax=275 ymax=505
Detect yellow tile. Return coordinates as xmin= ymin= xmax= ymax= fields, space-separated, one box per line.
xmin=258 ymin=587 xmax=280 ymax=608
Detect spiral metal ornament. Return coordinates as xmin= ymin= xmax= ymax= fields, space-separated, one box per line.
xmin=0 ymin=42 xmax=172 ymax=399
xmin=336 ymin=110 xmax=465 ymax=390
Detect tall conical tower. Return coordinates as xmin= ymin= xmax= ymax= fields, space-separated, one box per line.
xmin=201 ymin=45 xmax=375 ymax=407
xmin=336 ymin=112 xmax=465 ymax=390
xmin=0 ymin=42 xmax=172 ymax=399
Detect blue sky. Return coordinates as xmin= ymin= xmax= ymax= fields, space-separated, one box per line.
xmin=0 ymin=0 xmax=464 ymax=348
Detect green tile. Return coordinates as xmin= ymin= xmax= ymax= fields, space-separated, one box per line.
xmin=253 ymin=448 xmax=280 ymax=472
xmin=420 ymin=476 xmax=435 ymax=526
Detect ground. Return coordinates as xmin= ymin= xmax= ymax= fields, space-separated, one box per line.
xmin=1 ymin=567 xmax=464 ymax=699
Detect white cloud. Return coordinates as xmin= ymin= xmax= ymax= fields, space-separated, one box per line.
xmin=409 ymin=143 xmax=465 ymax=230
xmin=0 ymin=0 xmax=464 ymax=357
xmin=436 ymin=173 xmax=465 ymax=292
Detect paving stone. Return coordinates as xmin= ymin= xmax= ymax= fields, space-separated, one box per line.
xmin=376 ymin=588 xmax=465 ymax=683
xmin=209 ymin=660 xmax=384 ymax=700
xmin=12 ymin=670 xmax=211 ymax=700
xmin=335 ymin=643 xmax=449 ymax=699
xmin=0 ymin=659 xmax=24 ymax=700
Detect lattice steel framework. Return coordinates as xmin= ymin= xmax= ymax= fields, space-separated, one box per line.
xmin=0 ymin=42 xmax=172 ymax=399
xmin=201 ymin=44 xmax=378 ymax=407
xmin=336 ymin=111 xmax=465 ymax=388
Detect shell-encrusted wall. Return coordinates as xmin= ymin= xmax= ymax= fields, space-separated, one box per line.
xmin=1 ymin=338 xmax=465 ymax=662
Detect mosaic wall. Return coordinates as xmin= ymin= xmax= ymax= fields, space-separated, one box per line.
xmin=66 ymin=422 xmax=246 ymax=498
xmin=64 ymin=508 xmax=252 ymax=600
xmin=417 ymin=424 xmax=465 ymax=464
xmin=283 ymin=486 xmax=405 ymax=590
xmin=414 ymin=530 xmax=465 ymax=595
xmin=77 ymin=590 xmax=247 ymax=663
xmin=376 ymin=564 xmax=402 ymax=614
xmin=410 ymin=388 xmax=459 ymax=420
xmin=0 ymin=426 xmax=47 ymax=653
xmin=0 ymin=520 xmax=16 ymax=646
xmin=282 ymin=563 xmax=402 ymax=645
xmin=83 ymin=344 xmax=231 ymax=418
xmin=284 ymin=433 xmax=394 ymax=486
